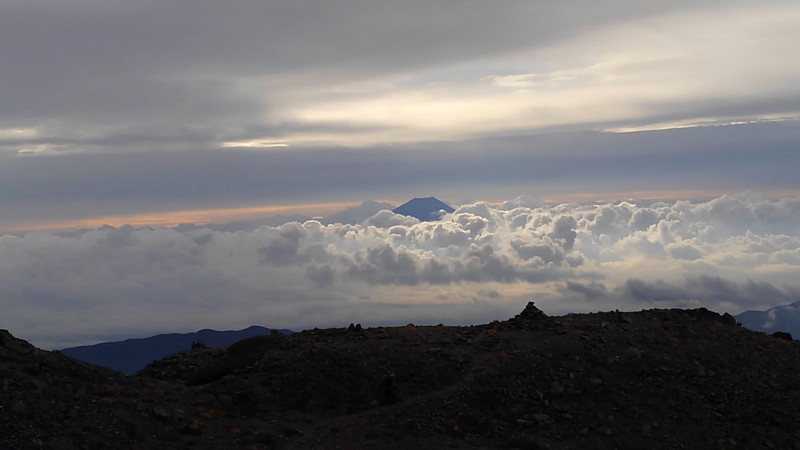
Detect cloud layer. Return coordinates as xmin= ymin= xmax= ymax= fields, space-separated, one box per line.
xmin=4 ymin=192 xmax=800 ymax=349
xmin=1 ymin=1 xmax=797 ymax=154
xmin=3 ymin=120 xmax=800 ymax=231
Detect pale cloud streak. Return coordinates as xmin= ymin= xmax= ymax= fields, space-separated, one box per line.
xmin=0 ymin=201 xmax=359 ymax=234
xmin=270 ymin=4 xmax=800 ymax=146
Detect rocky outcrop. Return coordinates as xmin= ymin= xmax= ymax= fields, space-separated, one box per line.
xmin=0 ymin=329 xmax=35 ymax=356
xmin=506 ymin=301 xmax=555 ymax=330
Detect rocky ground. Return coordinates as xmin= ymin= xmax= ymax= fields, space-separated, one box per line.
xmin=2 ymin=303 xmax=800 ymax=449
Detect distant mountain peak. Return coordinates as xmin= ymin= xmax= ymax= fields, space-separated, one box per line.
xmin=392 ymin=197 xmax=454 ymax=222
xmin=735 ymin=301 xmax=800 ymax=339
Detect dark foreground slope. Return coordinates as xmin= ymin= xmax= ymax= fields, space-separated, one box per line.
xmin=3 ymin=304 xmax=800 ymax=449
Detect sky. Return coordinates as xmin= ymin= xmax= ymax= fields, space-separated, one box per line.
xmin=2 ymin=1 xmax=800 ymax=348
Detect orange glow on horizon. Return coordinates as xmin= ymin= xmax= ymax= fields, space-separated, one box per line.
xmin=3 ymin=189 xmax=799 ymax=234
xmin=1 ymin=201 xmax=364 ymax=233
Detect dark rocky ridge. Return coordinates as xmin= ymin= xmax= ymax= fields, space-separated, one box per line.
xmin=3 ymin=304 xmax=800 ymax=449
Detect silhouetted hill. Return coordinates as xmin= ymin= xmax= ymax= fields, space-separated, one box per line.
xmin=736 ymin=301 xmax=800 ymax=339
xmin=392 ymin=197 xmax=454 ymax=221
xmin=60 ymin=325 xmax=291 ymax=374
xmin=3 ymin=305 xmax=800 ymax=449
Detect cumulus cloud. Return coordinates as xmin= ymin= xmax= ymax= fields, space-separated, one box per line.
xmin=321 ymin=201 xmax=396 ymax=225
xmin=3 ymin=192 xmax=800 ymax=348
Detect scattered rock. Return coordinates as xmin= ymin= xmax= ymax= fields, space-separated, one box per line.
xmin=151 ymin=406 xmax=171 ymax=422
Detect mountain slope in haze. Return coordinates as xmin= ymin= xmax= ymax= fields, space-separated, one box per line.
xmin=60 ymin=325 xmax=291 ymax=374
xmin=735 ymin=301 xmax=800 ymax=339
xmin=392 ymin=196 xmax=454 ymax=221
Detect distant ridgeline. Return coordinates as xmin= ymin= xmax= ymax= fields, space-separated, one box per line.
xmin=60 ymin=326 xmax=292 ymax=374
xmin=392 ymin=197 xmax=455 ymax=221
xmin=735 ymin=301 xmax=800 ymax=340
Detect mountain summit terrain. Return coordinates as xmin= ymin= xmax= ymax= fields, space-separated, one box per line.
xmin=2 ymin=304 xmax=800 ymax=449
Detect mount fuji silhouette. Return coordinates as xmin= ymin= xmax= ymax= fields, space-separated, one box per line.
xmin=392 ymin=197 xmax=454 ymax=221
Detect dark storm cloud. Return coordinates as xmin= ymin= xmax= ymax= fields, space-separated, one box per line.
xmin=563 ymin=281 xmax=608 ymax=299
xmin=561 ymin=276 xmax=800 ymax=312
xmin=620 ymin=276 xmax=800 ymax=309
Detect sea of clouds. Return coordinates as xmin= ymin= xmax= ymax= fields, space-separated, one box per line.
xmin=3 ymin=191 xmax=800 ymax=348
